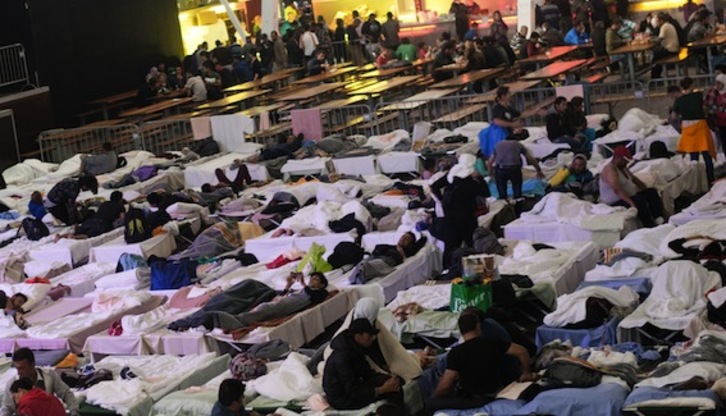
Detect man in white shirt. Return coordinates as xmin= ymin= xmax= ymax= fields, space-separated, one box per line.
xmin=651 ymin=12 xmax=680 ymax=78
xmin=299 ymin=24 xmax=319 ymax=61
xmin=0 ymin=348 xmax=79 ymax=416
xmin=184 ymin=74 xmax=208 ymax=102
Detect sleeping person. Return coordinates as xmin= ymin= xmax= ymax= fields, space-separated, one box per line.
xmin=0 ymin=291 xmax=28 ymax=329
xmin=349 ymin=232 xmax=427 ymax=284
xmin=211 ymin=271 xmax=329 ymax=330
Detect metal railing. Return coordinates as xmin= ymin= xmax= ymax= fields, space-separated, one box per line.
xmin=584 ymin=80 xmax=647 ymax=116
xmin=0 ymin=44 xmax=34 ymax=89
xmin=141 ymin=119 xmax=196 ymax=155
xmin=375 ymin=94 xmax=487 ymax=132
xmin=38 ymin=124 xmax=139 ymax=164
xmin=646 ymin=74 xmax=715 ymax=112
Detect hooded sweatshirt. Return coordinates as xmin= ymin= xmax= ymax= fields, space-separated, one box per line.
xmin=322 ymin=330 xmax=379 ymax=410
xmin=16 ymin=388 xmax=67 ymax=416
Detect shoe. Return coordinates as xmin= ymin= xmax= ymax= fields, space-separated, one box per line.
xmin=654 ymin=217 xmax=665 ymax=225
xmin=120 ymin=366 xmax=137 ymax=379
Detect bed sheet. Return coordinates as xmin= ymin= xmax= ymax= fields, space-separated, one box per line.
xmin=656 ymin=162 xmax=709 ymax=217
xmin=78 ymin=353 xmax=229 ymax=416
xmin=18 ymin=294 xmax=166 ymax=353
xmin=623 ymin=386 xmax=719 ymax=411
xmin=535 ymin=317 xmax=620 ymax=348
xmin=504 ymin=216 xmax=640 ymax=248
xmin=332 ymin=155 xmax=377 ymax=176
xmin=436 ymin=382 xmax=629 ymax=416
xmin=377 ymin=152 xmax=420 ymax=174
xmin=27 ymin=228 xmax=124 ymax=268
xmin=183 ymin=151 xmax=265 ymax=188
xmin=578 ymin=278 xmax=653 ymax=300
xmin=89 ymin=232 xmax=177 ymax=264
xmin=669 ymin=179 xmax=726 ymax=225
xmin=244 ymin=231 xmax=355 ymax=262
xmin=280 ymin=157 xmax=330 ymax=175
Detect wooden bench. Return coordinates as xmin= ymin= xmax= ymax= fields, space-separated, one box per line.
xmin=585 ymin=72 xmax=609 ymax=84
xmin=72 ymin=109 xmax=104 ymax=126
xmin=654 ymin=48 xmax=690 ymax=77
xmin=520 ymin=96 xmax=557 ymax=119
xmin=254 ymin=122 xmax=292 ymax=143
xmin=359 ymin=112 xmax=399 ymax=131
xmin=433 ymin=104 xmax=486 ymax=124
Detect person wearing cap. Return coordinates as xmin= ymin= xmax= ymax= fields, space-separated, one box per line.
xmin=44 ymin=175 xmax=98 ymax=225
xmin=672 ymin=77 xmax=716 ymax=185
xmin=706 ymin=73 xmax=726 ymax=159
xmin=599 ymin=146 xmax=665 ymax=228
xmin=430 ymin=153 xmax=490 ymax=268
xmin=323 ymin=318 xmax=404 ymax=410
xmin=424 ymin=312 xmax=523 ymax=416
xmin=487 ymin=134 xmax=544 ymax=200
xmin=210 ymin=271 xmax=329 ymax=331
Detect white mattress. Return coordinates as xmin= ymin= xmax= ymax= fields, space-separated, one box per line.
xmin=183 ymin=151 xmax=266 ymax=188
xmin=332 ymin=155 xmax=377 ymax=176
xmin=244 ymin=231 xmax=356 ymax=263
xmin=504 ymin=216 xmax=640 ymax=249
xmin=89 ymin=233 xmax=177 ymax=264
xmin=377 ymin=152 xmax=421 ymax=174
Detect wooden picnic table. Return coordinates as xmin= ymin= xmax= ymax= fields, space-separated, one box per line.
xmin=520 ymin=59 xmax=588 ymax=82
xmin=238 ymin=103 xmax=290 ymax=118
xmin=89 ymin=90 xmax=138 ymax=119
xmin=348 ymin=75 xmax=420 ymax=97
xmin=82 ymin=119 xmax=127 ymax=128
xmin=610 ymin=40 xmax=659 ymax=81
xmin=223 ymin=69 xmax=300 ymax=93
xmin=688 ymin=34 xmax=726 ymax=73
xmin=467 ymin=80 xmax=541 ymax=104
xmin=316 ymin=96 xmax=369 ymax=110
xmin=147 ymin=89 xmax=187 ymax=101
xmin=118 ymin=98 xmax=193 ymax=118
xmin=430 ymin=67 xmax=505 ymax=89
xmin=276 ymin=82 xmax=346 ymax=102
xmin=519 ymin=45 xmax=579 ymax=65
xmin=290 ymin=66 xmax=358 ymax=85
xmin=196 ymin=89 xmax=271 ymax=110
xmin=359 ymin=58 xmax=434 ymax=79
xmin=380 ymin=87 xmax=461 ymax=111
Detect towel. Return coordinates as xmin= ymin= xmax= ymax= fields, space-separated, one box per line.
xmin=191 ymin=116 xmax=212 ymax=140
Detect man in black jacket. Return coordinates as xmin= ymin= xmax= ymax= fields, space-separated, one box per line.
xmin=323 ymin=319 xmax=403 ymax=410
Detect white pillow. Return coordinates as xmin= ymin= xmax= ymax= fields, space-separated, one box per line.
xmin=0 ymin=283 xmax=52 ymax=311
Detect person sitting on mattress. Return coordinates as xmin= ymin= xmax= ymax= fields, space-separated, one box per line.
xmin=27 ymin=192 xmax=47 ymax=220
xmin=349 ymin=232 xmax=427 ymax=284
xmin=9 ymin=378 xmax=66 ymax=416
xmin=599 ymin=146 xmax=665 ymax=228
xmin=323 ymin=318 xmax=405 ymax=410
xmin=44 ymin=174 xmax=98 ymax=225
xmin=423 ymin=310 xmax=533 ymax=416
xmin=211 ymin=271 xmax=329 ymax=330
xmin=0 ymin=348 xmax=79 ymax=416
xmin=59 ymin=191 xmax=126 ymax=240
xmin=212 ymin=378 xmax=249 ymax=416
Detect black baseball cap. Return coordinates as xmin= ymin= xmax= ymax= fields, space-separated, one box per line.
xmin=349 ymin=318 xmax=379 ymax=335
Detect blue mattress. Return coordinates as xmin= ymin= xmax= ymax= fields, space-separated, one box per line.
xmin=488 ymin=179 xmax=546 ymax=199
xmin=535 ymin=316 xmax=620 ymax=349
xmin=437 ymin=382 xmax=629 ymax=416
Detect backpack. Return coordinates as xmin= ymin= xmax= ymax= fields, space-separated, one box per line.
xmin=230 ymin=352 xmax=267 ymax=381
xmin=124 ymin=208 xmax=151 ymax=244
xmin=327 ymin=241 xmax=365 ymax=269
xmin=20 ymin=217 xmax=49 ymax=241
xmin=472 ymin=227 xmax=505 ymax=255
xmin=115 ymin=253 xmax=148 ymax=273
xmin=149 ymin=257 xmax=197 ymax=290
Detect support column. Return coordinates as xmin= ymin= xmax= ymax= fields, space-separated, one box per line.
xmin=262 ymin=0 xmax=280 ymax=35
xmin=517 ymin=0 xmax=536 ymax=30
xmin=220 ymin=0 xmax=247 ymax=41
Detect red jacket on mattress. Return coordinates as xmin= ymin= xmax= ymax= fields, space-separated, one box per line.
xmin=16 ymin=387 xmax=66 ymax=416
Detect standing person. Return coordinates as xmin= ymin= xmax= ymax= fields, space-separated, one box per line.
xmin=348 ymin=11 xmax=366 ymax=66
xmin=490 ymin=11 xmax=510 ymax=44
xmin=299 ymin=24 xmax=319 ymax=62
xmin=556 ymin=0 xmax=574 ymax=32
xmin=487 ymin=135 xmax=544 ymax=199
xmin=706 ymin=74 xmax=726 ymax=159
xmin=541 ymin=0 xmax=563 ymax=30
xmin=45 ymin=175 xmax=98 ymax=226
xmin=257 ymin=34 xmax=274 ymax=75
xmin=286 ymin=28 xmax=304 ymax=67
xmin=212 ymin=379 xmax=248 ymax=416
xmin=333 ymin=18 xmax=348 ymax=63
xmin=479 ymin=86 xmax=524 ymax=157
xmin=271 ymin=31 xmax=288 ymax=72
xmin=316 ymin=22 xmax=333 ymax=63
xmin=651 ymin=13 xmax=680 ymax=79
xmin=451 ymin=0 xmax=471 ymax=41
xmin=0 ymin=348 xmax=79 ymax=416
xmin=362 ymin=13 xmax=383 ymax=58
xmin=382 ymin=12 xmax=401 ymax=51
xmin=600 ymin=146 xmax=665 ymax=227
xmin=672 ymin=77 xmax=716 ymax=184
xmin=430 ymin=154 xmax=490 ymax=268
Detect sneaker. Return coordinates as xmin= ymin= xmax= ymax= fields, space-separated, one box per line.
xmin=654 ymin=217 xmax=665 ymax=225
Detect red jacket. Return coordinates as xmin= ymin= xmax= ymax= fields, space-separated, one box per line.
xmin=16 ymin=388 xmax=66 ymax=416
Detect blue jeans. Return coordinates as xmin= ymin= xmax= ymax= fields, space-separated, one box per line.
xmin=690 ymin=151 xmax=714 ymax=184
xmin=495 ymin=166 xmax=523 ymax=199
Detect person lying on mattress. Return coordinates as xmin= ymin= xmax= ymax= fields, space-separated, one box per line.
xmin=211 ymin=271 xmax=329 ymax=330
xmin=57 ymin=191 xmax=126 ymax=240
xmin=0 ymin=348 xmax=79 ymax=416
xmin=0 ymin=292 xmax=27 ymax=329
xmin=349 ymin=232 xmax=427 ymax=284
xmin=323 ymin=318 xmax=405 ymax=410
xmin=669 ymin=235 xmax=726 ymax=261
xmin=423 ymin=310 xmax=535 ymax=416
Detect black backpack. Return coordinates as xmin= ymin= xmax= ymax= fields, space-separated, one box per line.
xmin=124 ymin=208 xmax=151 ymax=244
xmin=20 ymin=217 xmax=49 ymax=241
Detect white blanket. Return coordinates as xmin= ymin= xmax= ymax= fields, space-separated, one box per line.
xmin=659 ymin=219 xmax=726 ymax=258
xmin=520 ymin=192 xmax=637 ymax=231
xmin=636 ymin=362 xmax=726 ymax=388
xmin=247 ymin=352 xmax=322 ymax=401
xmin=619 ymin=261 xmax=722 ymax=330
xmin=543 ymin=286 xmax=639 ymax=327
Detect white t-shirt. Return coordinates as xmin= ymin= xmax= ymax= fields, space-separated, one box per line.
xmin=300 ymin=31 xmax=318 ymax=56
xmin=659 ymin=22 xmax=680 ymax=53
xmin=185 ymin=76 xmax=208 ymax=102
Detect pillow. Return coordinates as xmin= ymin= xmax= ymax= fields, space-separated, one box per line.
xmin=0 ymin=283 xmax=52 ymax=311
